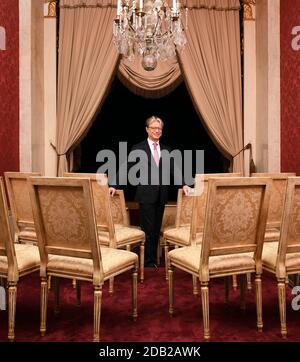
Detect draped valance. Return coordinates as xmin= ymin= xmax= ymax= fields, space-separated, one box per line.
xmin=59 ymin=0 xmax=240 ymax=10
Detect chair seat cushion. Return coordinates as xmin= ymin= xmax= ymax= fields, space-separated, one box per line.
xmin=47 ymin=247 xmax=138 ymax=280
xmin=18 ymin=227 xmax=37 ymax=243
xmin=264 ymin=228 xmax=280 ymax=242
xmin=168 ymin=246 xmax=255 ymax=277
xmin=164 ymin=226 xmax=202 ymax=246
xmin=262 ymin=241 xmax=300 ymax=273
xmin=98 ymin=225 xmax=145 ymax=247
xmin=0 ymin=244 xmax=40 ymax=276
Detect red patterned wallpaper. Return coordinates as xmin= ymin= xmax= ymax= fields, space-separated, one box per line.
xmin=281 ymin=0 xmax=300 ymax=174
xmin=0 ymin=0 xmax=19 ymax=175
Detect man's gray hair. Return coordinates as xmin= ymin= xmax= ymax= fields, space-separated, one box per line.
xmin=145 ymin=116 xmax=164 ymax=128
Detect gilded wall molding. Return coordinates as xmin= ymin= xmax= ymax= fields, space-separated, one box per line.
xmin=244 ymin=0 xmax=256 ymax=21
xmin=45 ymin=1 xmax=57 ymax=18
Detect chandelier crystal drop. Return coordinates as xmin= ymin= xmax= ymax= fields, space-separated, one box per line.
xmin=113 ymin=0 xmax=187 ymax=71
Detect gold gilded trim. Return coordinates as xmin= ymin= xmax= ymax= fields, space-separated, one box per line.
xmin=244 ymin=0 xmax=256 ymax=21
xmin=45 ymin=1 xmax=57 ymax=18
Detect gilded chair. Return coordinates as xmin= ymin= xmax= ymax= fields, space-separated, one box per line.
xmin=110 ymin=189 xmax=130 ymax=227
xmin=262 ymin=177 xmax=300 ymax=338
xmin=4 ymin=171 xmax=41 ymax=244
xmin=64 ymin=173 xmax=145 ymax=288
xmin=163 ymin=173 xmax=242 ymax=287
xmin=157 ymin=203 xmax=177 ymax=265
xmin=29 ymin=177 xmax=138 ymax=342
xmin=0 ymin=177 xmax=40 ymax=341
xmin=251 ymin=173 xmax=296 ymax=241
xmin=168 ymin=177 xmax=271 ymax=340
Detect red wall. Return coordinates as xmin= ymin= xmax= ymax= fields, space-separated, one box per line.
xmin=0 ymin=0 xmax=19 ymax=175
xmin=281 ymin=0 xmax=300 ymax=174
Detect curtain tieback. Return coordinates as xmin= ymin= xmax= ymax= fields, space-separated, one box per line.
xmin=50 ymin=142 xmax=67 ymax=157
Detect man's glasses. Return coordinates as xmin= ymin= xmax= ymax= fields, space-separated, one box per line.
xmin=147 ymin=127 xmax=162 ymax=131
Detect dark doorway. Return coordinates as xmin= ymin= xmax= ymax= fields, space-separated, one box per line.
xmin=78 ymin=77 xmax=228 ymax=201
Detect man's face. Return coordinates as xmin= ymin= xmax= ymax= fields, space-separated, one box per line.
xmin=146 ymin=120 xmax=163 ymax=142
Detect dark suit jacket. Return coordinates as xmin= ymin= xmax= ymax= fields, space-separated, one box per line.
xmin=131 ymin=140 xmax=171 ymax=204
xmin=112 ymin=139 xmax=177 ymax=204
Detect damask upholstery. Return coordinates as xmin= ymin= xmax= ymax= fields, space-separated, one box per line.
xmin=29 ymin=177 xmax=138 ymax=342
xmin=163 ymin=173 xmax=242 ymax=285
xmin=4 ymin=172 xmax=41 ymax=244
xmin=0 ymin=178 xmax=40 ymax=341
xmin=167 ymin=177 xmax=271 ymax=340
xmin=262 ymin=177 xmax=300 ymax=338
xmin=64 ymin=173 xmax=145 ymax=287
xmin=251 ymin=173 xmax=296 ymax=241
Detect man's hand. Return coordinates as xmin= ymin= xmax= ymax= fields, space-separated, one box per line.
xmin=109 ymin=187 xmax=116 ymax=197
xmin=183 ymin=185 xmax=192 ymax=196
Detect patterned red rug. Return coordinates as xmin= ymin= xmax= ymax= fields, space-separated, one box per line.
xmin=0 ymin=268 xmax=299 ymax=342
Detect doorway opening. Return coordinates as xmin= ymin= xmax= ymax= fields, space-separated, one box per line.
xmin=77 ymin=77 xmax=228 ymax=201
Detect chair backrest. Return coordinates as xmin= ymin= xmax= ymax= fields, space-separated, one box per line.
xmin=276 ymin=177 xmax=300 ymax=277
xmin=191 ymin=173 xmax=242 ymax=241
xmin=4 ymin=171 xmax=41 ymax=237
xmin=0 ymin=178 xmax=18 ymax=280
xmin=175 ymin=189 xmax=194 ymax=228
xmin=200 ymin=177 xmax=271 ymax=280
xmin=64 ymin=173 xmax=116 ymax=244
xmin=109 ymin=189 xmax=129 ymax=226
xmin=29 ymin=177 xmax=103 ymax=280
xmin=251 ymin=172 xmax=296 ymax=228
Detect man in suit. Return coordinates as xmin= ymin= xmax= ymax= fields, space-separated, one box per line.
xmin=109 ymin=116 xmax=190 ymax=267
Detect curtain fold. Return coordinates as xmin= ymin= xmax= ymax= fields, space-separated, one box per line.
xmin=178 ymin=0 xmax=243 ymax=172
xmin=118 ymin=57 xmax=182 ymax=99
xmin=56 ymin=2 xmax=119 ymax=175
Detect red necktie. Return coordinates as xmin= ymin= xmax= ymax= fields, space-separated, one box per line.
xmin=153 ymin=142 xmax=160 ymax=167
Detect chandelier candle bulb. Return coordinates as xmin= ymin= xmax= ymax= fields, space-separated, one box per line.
xmin=173 ymin=0 xmax=177 ymax=12
xmin=117 ymin=0 xmax=122 ymax=16
xmin=139 ymin=0 xmax=143 ymax=10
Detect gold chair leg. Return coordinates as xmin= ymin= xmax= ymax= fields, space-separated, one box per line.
xmin=53 ymin=277 xmax=60 ymax=315
xmin=108 ymin=278 xmax=114 ymax=295
xmin=165 ymin=243 xmax=169 ymax=281
xmin=201 ymin=281 xmax=210 ymax=341
xmin=246 ymin=273 xmax=252 ymax=290
xmin=255 ymin=274 xmax=263 ymax=332
xmin=232 ymin=274 xmax=238 ymax=290
xmin=93 ymin=286 xmax=102 ymax=342
xmin=168 ymin=265 xmax=174 ymax=317
xmin=132 ymin=265 xmax=138 ymax=321
xmin=192 ymin=275 xmax=198 ymax=295
xmin=140 ymin=241 xmax=145 ymax=283
xmin=72 ymin=278 xmax=76 ymax=289
xmin=277 ymin=277 xmax=287 ymax=338
xmin=48 ymin=275 xmax=52 ymax=290
xmin=240 ymin=274 xmax=246 ymax=311
xmin=8 ymin=283 xmax=17 ymax=342
xmin=40 ymin=277 xmax=48 ymax=337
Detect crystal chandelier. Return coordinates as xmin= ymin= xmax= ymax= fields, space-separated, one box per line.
xmin=113 ymin=0 xmax=187 ymax=71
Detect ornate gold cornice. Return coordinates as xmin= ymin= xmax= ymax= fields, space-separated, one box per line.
xmin=244 ymin=0 xmax=256 ymax=21
xmin=45 ymin=1 xmax=57 ymax=18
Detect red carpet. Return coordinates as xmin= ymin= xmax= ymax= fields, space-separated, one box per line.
xmin=0 ymin=268 xmax=300 ymax=342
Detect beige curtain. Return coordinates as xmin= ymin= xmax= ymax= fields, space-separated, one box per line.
xmin=56 ymin=0 xmax=119 ymax=175
xmin=118 ymin=57 xmax=182 ymax=99
xmin=179 ymin=0 xmax=243 ymax=172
